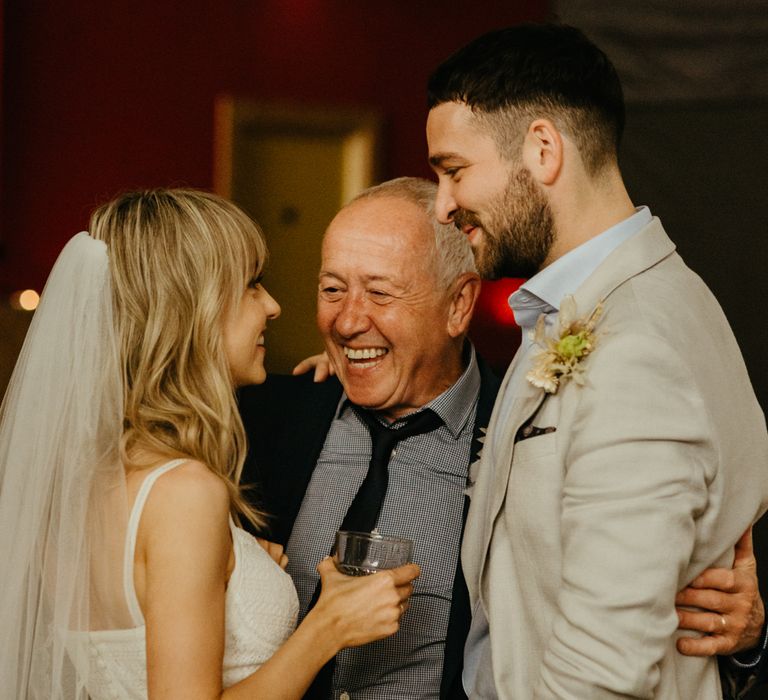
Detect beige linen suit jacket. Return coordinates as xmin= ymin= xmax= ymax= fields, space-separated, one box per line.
xmin=463 ymin=219 xmax=768 ymax=699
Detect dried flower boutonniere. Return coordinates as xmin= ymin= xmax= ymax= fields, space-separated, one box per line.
xmin=526 ymin=295 xmax=603 ymax=394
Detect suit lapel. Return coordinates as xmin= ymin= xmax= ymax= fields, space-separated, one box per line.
xmin=269 ymin=377 xmax=342 ymax=544
xmin=462 ymin=342 xmax=545 ymax=595
xmin=573 ymin=218 xmax=676 ymax=316
xmin=470 ymin=357 xmax=503 ymax=463
xmin=473 ymin=332 xmax=547 ymax=522
xmin=487 ymin=368 xmax=547 ymax=528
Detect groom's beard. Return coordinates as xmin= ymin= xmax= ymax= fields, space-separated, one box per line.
xmin=455 ymin=166 xmax=555 ymax=280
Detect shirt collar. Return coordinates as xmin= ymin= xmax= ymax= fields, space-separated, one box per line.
xmin=337 ymin=341 xmax=481 ymax=440
xmin=509 ymin=206 xmax=652 ymax=327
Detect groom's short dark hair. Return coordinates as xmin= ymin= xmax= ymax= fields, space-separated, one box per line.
xmin=427 ymin=23 xmax=625 ymax=175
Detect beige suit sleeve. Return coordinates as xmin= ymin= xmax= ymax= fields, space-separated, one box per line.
xmin=536 ymin=331 xmax=714 ymax=699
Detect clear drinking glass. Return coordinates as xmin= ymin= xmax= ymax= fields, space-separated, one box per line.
xmin=333 ymin=530 xmax=413 ymax=576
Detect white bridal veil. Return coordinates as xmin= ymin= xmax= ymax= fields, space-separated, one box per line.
xmin=0 ymin=233 xmax=130 ymax=698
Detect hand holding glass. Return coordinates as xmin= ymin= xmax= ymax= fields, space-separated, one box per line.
xmin=334 ymin=530 xmax=413 ymax=576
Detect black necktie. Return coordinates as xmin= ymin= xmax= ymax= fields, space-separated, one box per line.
xmin=303 ymin=406 xmax=443 ymax=699
xmin=340 ymin=406 xmax=443 ymax=533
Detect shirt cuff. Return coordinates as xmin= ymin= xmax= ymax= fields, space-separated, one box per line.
xmin=729 ymin=620 xmax=768 ymax=669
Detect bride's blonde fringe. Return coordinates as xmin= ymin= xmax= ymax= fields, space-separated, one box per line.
xmin=90 ymin=189 xmax=268 ymax=530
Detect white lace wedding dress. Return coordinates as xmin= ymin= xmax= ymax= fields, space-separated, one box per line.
xmin=68 ymin=459 xmax=299 ymax=700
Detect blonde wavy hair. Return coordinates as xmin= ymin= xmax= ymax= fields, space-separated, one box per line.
xmin=90 ymin=188 xmax=267 ymax=529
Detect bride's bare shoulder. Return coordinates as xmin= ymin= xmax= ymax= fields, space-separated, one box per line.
xmin=131 ymin=458 xmax=233 ymax=614
xmin=137 ymin=458 xmax=230 ymax=534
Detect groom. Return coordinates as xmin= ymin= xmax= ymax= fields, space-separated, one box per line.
xmin=427 ymin=23 xmax=768 ymax=698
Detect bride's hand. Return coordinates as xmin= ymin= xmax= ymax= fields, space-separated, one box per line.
xmin=256 ymin=538 xmax=289 ymax=570
xmin=310 ymin=557 xmax=420 ymax=649
xmin=292 ymin=352 xmax=335 ymax=382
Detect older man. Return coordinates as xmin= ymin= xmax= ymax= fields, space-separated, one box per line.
xmin=239 ymin=177 xmax=500 ymax=699
xmin=427 ymin=23 xmax=768 ymax=699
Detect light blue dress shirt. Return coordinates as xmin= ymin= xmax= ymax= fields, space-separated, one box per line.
xmin=463 ymin=206 xmax=653 ymax=697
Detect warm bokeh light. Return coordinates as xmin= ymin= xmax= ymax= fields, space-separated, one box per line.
xmin=9 ymin=290 xmax=40 ymax=312
xmin=475 ymin=278 xmax=525 ymax=326
xmin=468 ymin=278 xmax=526 ymax=374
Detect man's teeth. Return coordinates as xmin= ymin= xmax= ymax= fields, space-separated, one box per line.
xmin=343 ymin=347 xmax=388 ymax=360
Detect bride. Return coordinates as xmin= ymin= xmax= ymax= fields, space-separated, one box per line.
xmin=0 ymin=189 xmax=418 ymax=699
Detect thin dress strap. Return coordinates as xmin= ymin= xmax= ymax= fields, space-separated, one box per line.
xmin=123 ymin=459 xmax=188 ymax=626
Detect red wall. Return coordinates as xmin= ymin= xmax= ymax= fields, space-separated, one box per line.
xmin=2 ymin=1 xmax=546 ymax=366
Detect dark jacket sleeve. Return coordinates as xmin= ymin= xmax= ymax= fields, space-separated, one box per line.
xmin=719 ymin=621 xmax=768 ymax=700
xmin=237 ymin=373 xmax=342 ymax=543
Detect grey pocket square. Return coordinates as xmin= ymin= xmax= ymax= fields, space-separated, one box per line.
xmin=515 ymin=424 xmax=556 ymax=443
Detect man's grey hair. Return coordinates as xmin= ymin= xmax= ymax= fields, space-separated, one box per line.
xmin=350 ymin=177 xmax=477 ymax=290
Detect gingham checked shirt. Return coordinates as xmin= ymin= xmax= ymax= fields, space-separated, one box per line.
xmin=285 ymin=347 xmax=481 ymax=700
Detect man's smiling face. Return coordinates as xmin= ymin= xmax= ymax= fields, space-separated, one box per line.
xmin=317 ymin=195 xmax=458 ymax=420
xmin=427 ymin=101 xmax=555 ymax=279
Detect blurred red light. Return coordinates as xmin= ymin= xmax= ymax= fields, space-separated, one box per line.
xmin=475 ymin=278 xmax=525 ymax=326
xmin=469 ymin=277 xmax=525 ymax=373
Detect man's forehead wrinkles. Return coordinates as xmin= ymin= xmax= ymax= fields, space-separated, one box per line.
xmin=365 ymin=274 xmax=413 ymax=294
xmin=362 ymin=273 xmax=399 ymax=283
xmin=429 ymin=152 xmax=460 ymax=167
xmin=319 ymin=269 xmax=407 ymax=287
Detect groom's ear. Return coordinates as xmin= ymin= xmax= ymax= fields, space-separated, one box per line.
xmin=447 ymin=273 xmax=481 ymax=338
xmin=523 ymin=118 xmax=563 ymax=186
